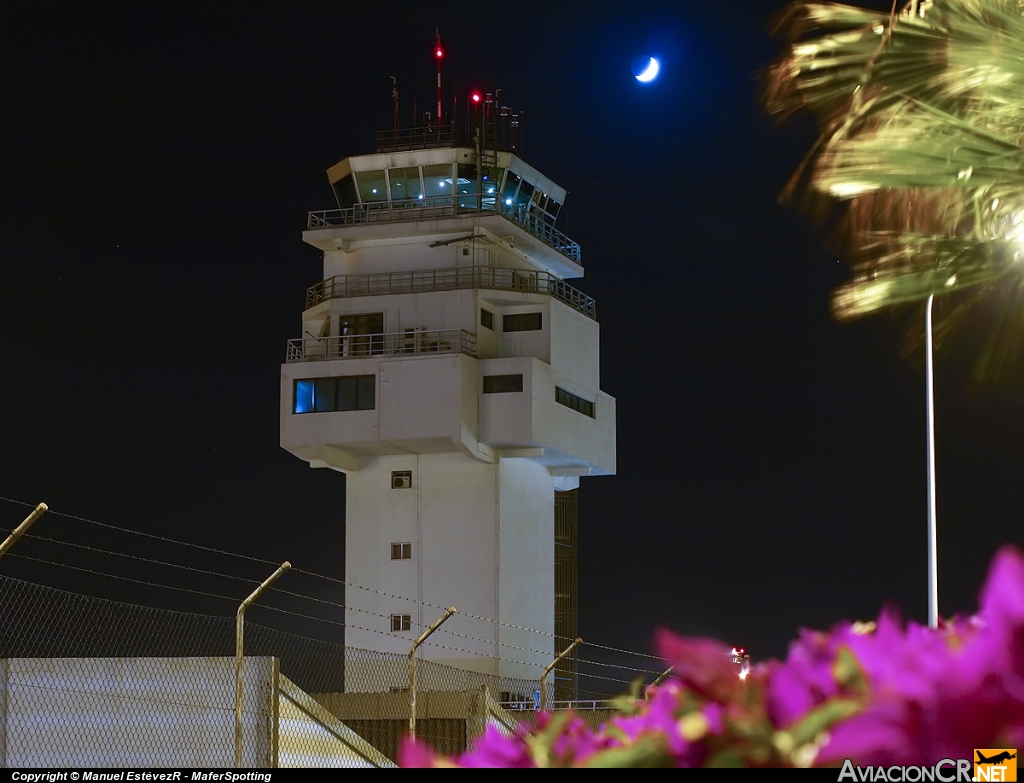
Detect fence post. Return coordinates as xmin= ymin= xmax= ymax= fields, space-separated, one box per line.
xmin=540 ymin=638 xmax=581 ymax=712
xmin=236 ymin=562 xmax=290 ymax=768
xmin=0 ymin=503 xmax=47 ymax=560
xmin=409 ymin=607 xmax=456 ymax=742
xmin=645 ymin=665 xmax=674 ymax=700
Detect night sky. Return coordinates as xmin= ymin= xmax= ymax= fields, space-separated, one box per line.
xmin=3 ymin=1 xmax=1023 ymax=678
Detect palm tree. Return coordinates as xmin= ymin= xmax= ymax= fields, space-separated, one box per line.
xmin=765 ymin=0 xmax=1024 ymax=626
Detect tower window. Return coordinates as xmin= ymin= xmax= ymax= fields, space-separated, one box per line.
xmin=391 ymin=470 xmax=412 ymax=489
xmin=390 ymin=614 xmax=412 ymax=632
xmin=480 ymin=308 xmax=494 ymax=330
xmin=293 ymin=375 xmax=375 ymax=413
xmin=391 ymin=542 xmax=412 ymax=560
xmin=556 ymin=387 xmax=595 ymax=418
xmin=483 ymin=374 xmax=524 ymax=394
xmin=503 ymin=312 xmax=542 ymax=332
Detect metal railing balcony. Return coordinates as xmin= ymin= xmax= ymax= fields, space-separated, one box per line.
xmin=285 ymin=329 xmax=476 ymax=363
xmin=374 ymin=124 xmax=462 ymax=152
xmin=305 ymin=265 xmax=596 ymax=320
xmin=307 ymin=194 xmax=582 ymax=265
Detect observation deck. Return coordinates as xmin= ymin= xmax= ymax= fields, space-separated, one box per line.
xmin=307 ymin=195 xmax=580 ymax=266
xmin=304 ymin=265 xmax=595 ymax=319
xmin=304 ymin=129 xmax=583 ymax=278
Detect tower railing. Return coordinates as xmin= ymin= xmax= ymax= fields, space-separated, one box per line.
xmin=374 ymin=124 xmax=461 ymax=152
xmin=305 ymin=266 xmax=596 ymax=320
xmin=285 ymin=328 xmax=476 ymax=363
xmin=307 ymin=194 xmax=582 ymax=265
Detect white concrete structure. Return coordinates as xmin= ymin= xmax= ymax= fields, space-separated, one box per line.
xmin=281 ymin=134 xmax=615 ymax=684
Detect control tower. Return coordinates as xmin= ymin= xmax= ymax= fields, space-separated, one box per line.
xmin=280 ymin=116 xmax=616 ymax=691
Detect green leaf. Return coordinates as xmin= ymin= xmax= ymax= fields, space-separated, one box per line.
xmin=833 ymin=646 xmax=869 ymax=693
xmin=786 ymin=697 xmax=864 ymax=747
xmin=582 ymin=737 xmax=675 ymax=769
xmin=704 ymin=748 xmax=748 ymax=768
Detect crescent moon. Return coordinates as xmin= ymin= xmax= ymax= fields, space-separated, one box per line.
xmin=635 ymin=57 xmax=660 ymax=83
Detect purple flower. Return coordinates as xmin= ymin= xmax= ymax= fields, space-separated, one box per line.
xmin=767 ymin=627 xmax=845 ymax=727
xmin=397 ymin=737 xmax=448 ymax=768
xmin=818 ymin=547 xmax=1024 ymax=765
xmin=655 ymin=629 xmax=740 ymax=703
xmin=457 ymin=724 xmax=536 ymax=768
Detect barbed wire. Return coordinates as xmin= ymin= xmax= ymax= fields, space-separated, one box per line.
xmin=6 ymin=553 xmax=243 ymax=605
xmin=0 ymin=495 xmax=665 ymax=666
xmin=0 ymin=495 xmax=277 ymax=566
xmin=22 ymin=533 xmax=261 ymax=587
xmin=3 ymin=551 xmax=572 ymax=676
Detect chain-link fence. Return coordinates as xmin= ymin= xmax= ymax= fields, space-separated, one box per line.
xmin=0 ymin=574 xmax=625 ymax=767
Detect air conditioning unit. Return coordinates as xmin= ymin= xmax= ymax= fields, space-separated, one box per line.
xmin=392 ymin=471 xmax=412 ymax=489
xmin=402 ymin=327 xmax=424 ymax=353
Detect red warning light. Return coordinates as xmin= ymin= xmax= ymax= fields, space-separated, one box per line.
xmin=435 ymin=47 xmax=443 ymax=59
xmin=471 ymin=92 xmax=481 ymax=103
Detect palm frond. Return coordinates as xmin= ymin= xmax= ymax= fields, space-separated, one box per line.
xmin=767 ymin=0 xmax=1024 ymax=385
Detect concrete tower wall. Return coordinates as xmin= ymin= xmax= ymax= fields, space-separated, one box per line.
xmin=344 ymin=453 xmax=554 ymax=684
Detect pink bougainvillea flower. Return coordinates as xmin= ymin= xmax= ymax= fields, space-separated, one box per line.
xmin=398 ymin=547 xmax=1024 ymax=770
xmin=767 ymin=626 xmax=846 ymax=727
xmin=819 ymin=547 xmax=1024 ymax=765
xmin=457 ymin=724 xmax=537 ymax=768
xmin=654 ymin=630 xmax=740 ymax=703
xmin=397 ymin=736 xmax=448 ymax=768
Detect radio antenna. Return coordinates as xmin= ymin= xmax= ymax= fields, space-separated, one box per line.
xmin=434 ymin=27 xmax=443 ymax=137
xmin=391 ymin=76 xmax=399 ymax=131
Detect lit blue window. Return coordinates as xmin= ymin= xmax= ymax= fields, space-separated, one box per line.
xmin=293 ymin=376 xmax=376 ymax=414
xmin=294 ymin=380 xmax=315 ymax=413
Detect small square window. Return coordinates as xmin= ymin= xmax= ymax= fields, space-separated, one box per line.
xmin=391 ymin=614 xmax=412 ymax=632
xmin=391 ymin=542 xmax=412 ymax=560
xmin=481 ymin=308 xmax=494 ymax=330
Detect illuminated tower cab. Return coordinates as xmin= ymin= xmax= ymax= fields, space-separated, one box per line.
xmin=280 ymin=96 xmax=615 ymax=691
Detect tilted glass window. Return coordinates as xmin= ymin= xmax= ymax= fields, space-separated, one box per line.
xmin=422 ymin=163 xmax=453 ymax=204
xmin=456 ymin=164 xmax=505 ymax=211
xmin=514 ymin=179 xmax=535 ymax=213
xmin=456 ymin=163 xmax=477 ymax=210
xmin=332 ymin=175 xmax=357 ymax=210
xmin=501 ymin=171 xmax=521 ymax=208
xmin=388 ymin=166 xmax=422 ymax=205
xmin=354 ymin=170 xmax=387 ymax=203
xmin=531 ymin=189 xmax=548 ymax=215
xmin=544 ymin=198 xmax=562 ymax=227
xmin=480 ymin=308 xmax=495 ymax=330
xmin=481 ymin=166 xmax=504 ymax=210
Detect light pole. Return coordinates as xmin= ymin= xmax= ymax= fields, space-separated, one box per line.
xmin=925 ymin=294 xmax=938 ymax=628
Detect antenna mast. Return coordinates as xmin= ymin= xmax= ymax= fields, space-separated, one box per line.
xmin=391 ymin=76 xmax=399 ymax=131
xmin=434 ymin=27 xmax=443 ymax=137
